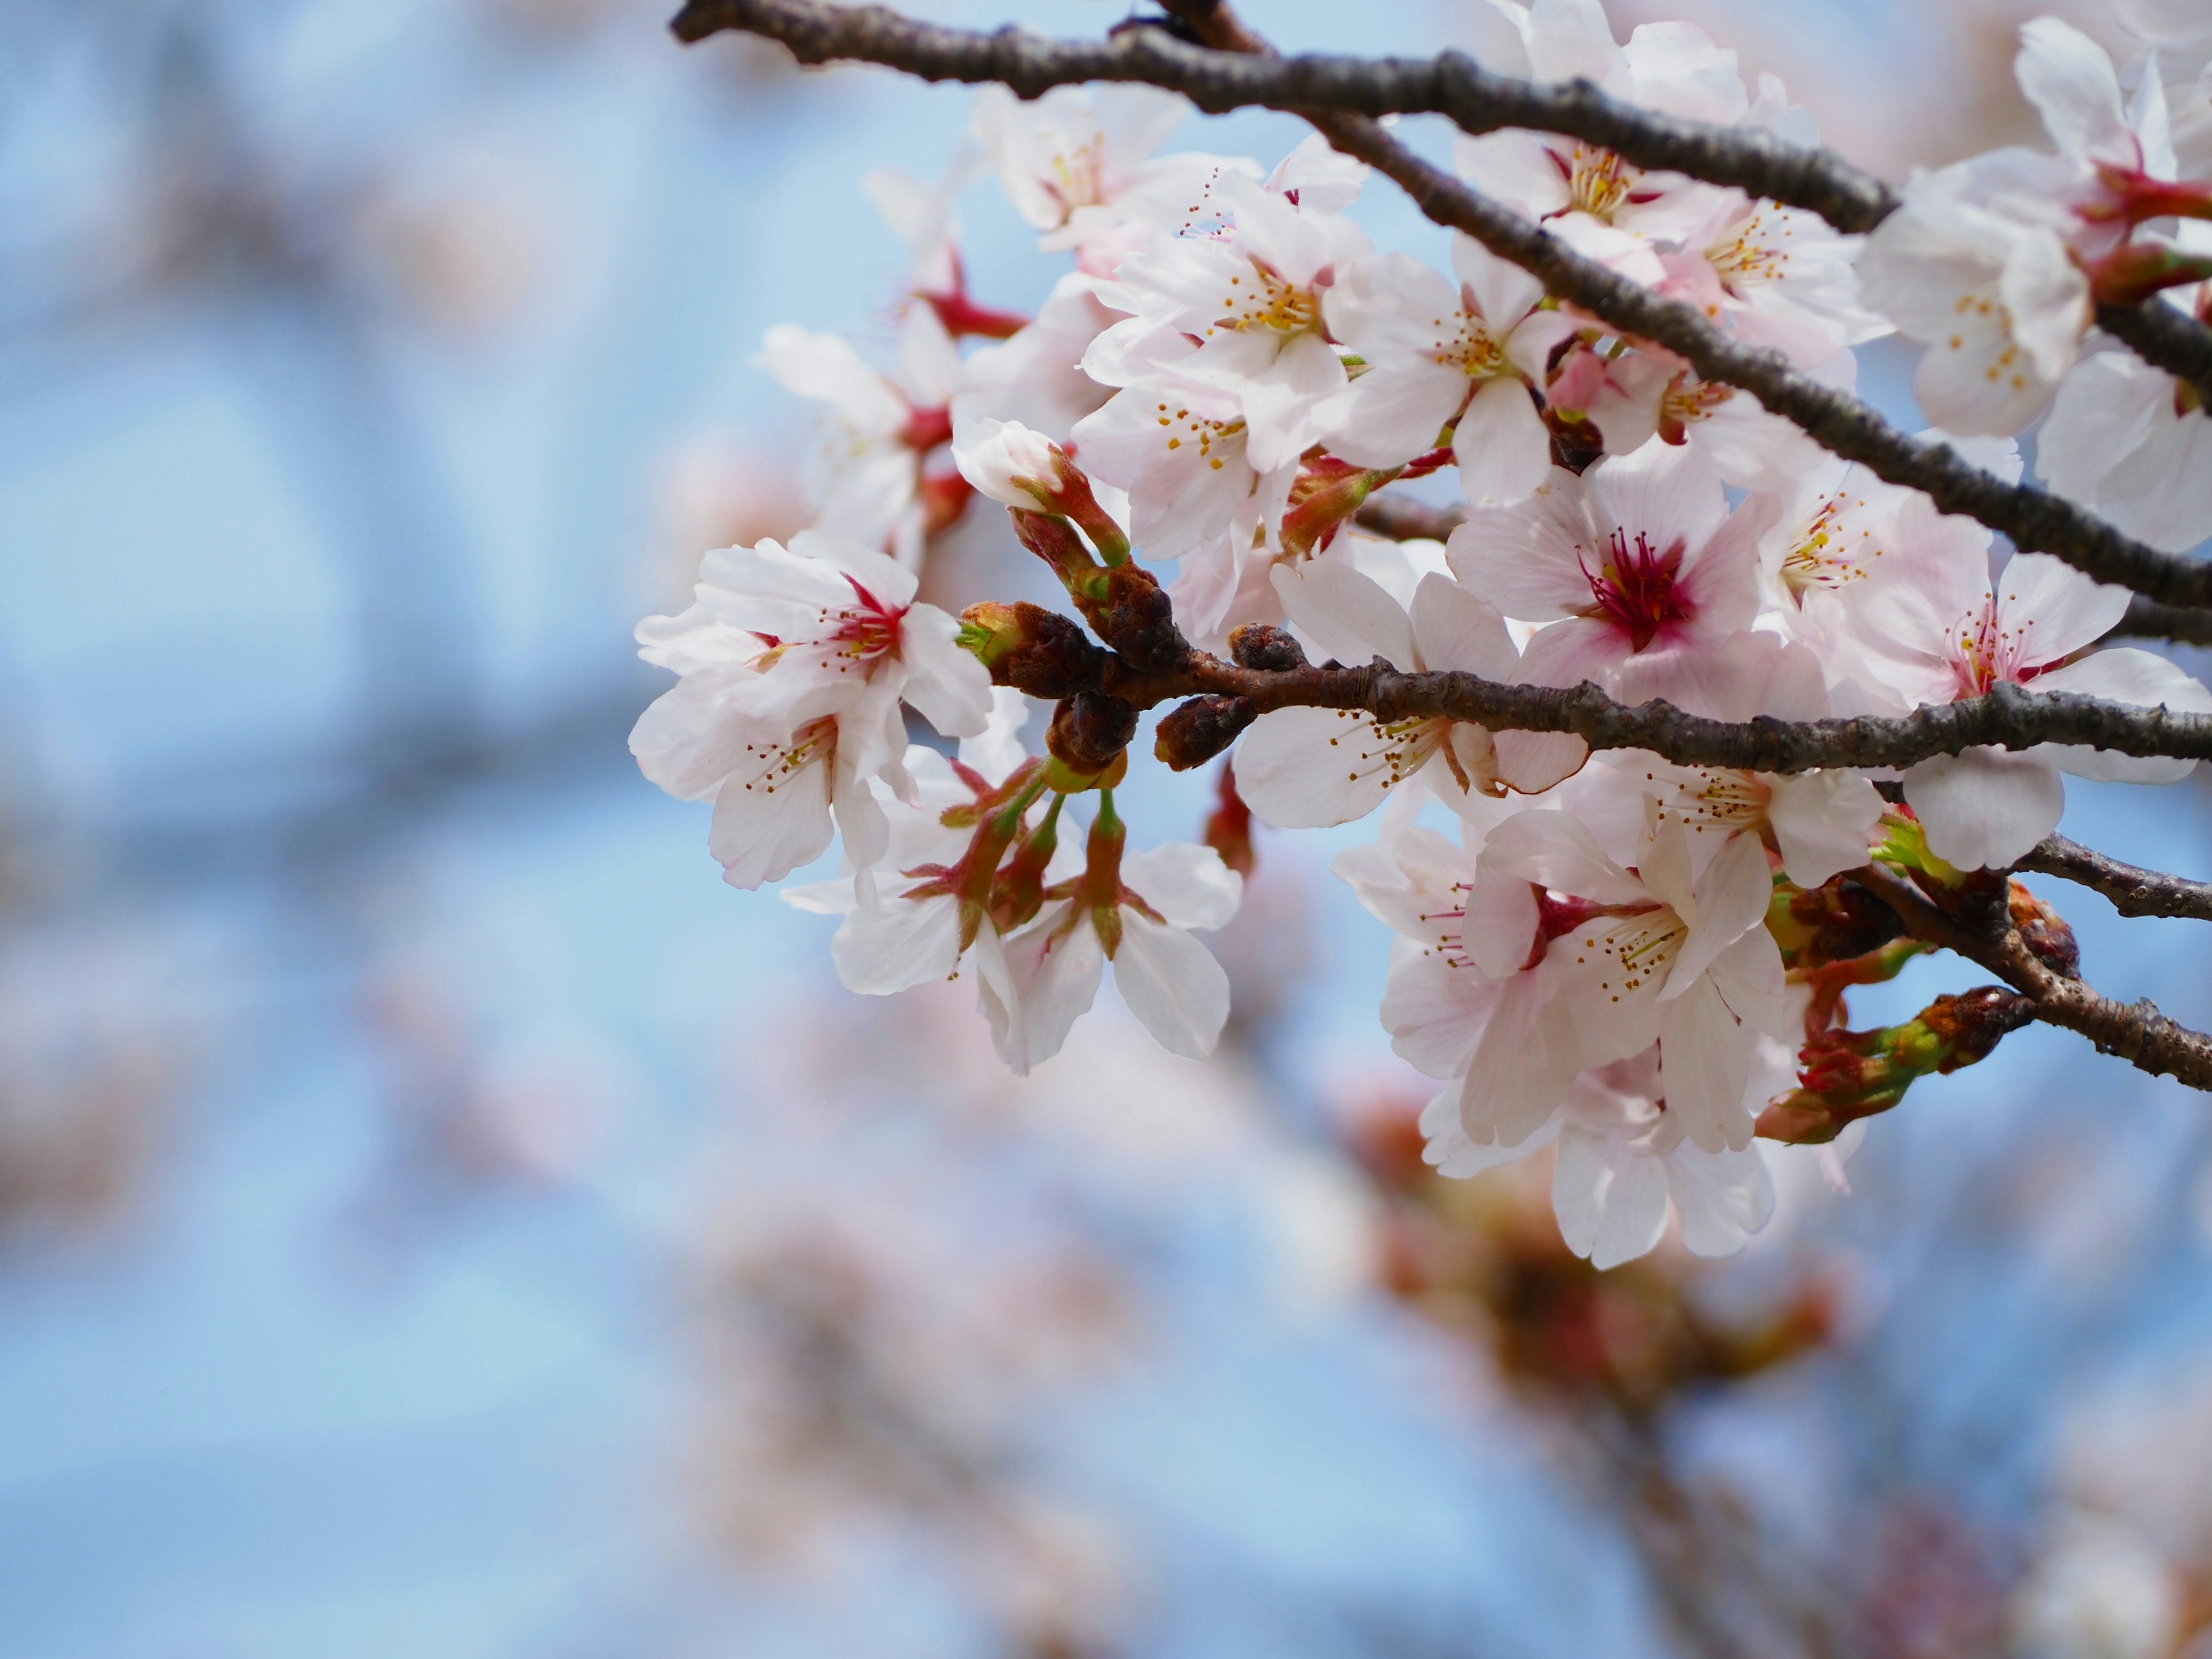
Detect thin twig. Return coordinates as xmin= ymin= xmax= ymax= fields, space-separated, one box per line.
xmin=1855 ymin=863 xmax=2212 ymax=1090
xmin=2017 ymin=834 xmax=2212 ymax=921
xmin=1351 ymin=495 xmax=1465 ymax=543
xmin=669 ymin=0 xmax=2212 ymax=418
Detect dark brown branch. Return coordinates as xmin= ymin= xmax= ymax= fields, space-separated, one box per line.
xmin=1306 ymin=109 xmax=2212 ymax=608
xmin=2112 ymin=595 xmax=2212 ymax=647
xmin=1855 ymin=863 xmax=2212 ymax=1090
xmin=1050 ymin=639 xmax=2212 ymax=773
xmin=670 ymin=0 xmax=2212 ymax=424
xmin=2016 ymin=834 xmax=2212 ymax=921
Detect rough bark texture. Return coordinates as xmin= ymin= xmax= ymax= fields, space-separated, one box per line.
xmin=2018 ymin=835 xmax=2212 ymax=921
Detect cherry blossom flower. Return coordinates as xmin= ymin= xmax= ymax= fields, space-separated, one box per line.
xmin=969 ymin=84 xmax=1199 ymax=267
xmin=993 ymin=801 xmax=1243 ymax=1074
xmin=1851 ymin=550 xmax=2212 ymax=869
xmin=1235 ymin=552 xmax=1565 ymax=830
xmin=1088 ymin=166 xmax=1372 ymax=479
xmin=1856 ymin=19 xmax=2199 ymax=438
xmin=1448 ymin=436 xmax=1772 ymax=717
xmin=631 ymin=532 xmax=993 ymax=889
xmin=1422 ymin=1045 xmax=1787 ymax=1268
xmin=1316 ymin=236 xmax=1577 ymax=508
xmin=759 ymin=307 xmax=967 ymax=566
xmin=1855 ymin=183 xmax=2089 ymax=436
xmin=2039 ymin=235 xmax=2212 ymax=554
xmin=1472 ymin=809 xmax=1794 ymax=1153
xmin=950 ymin=272 xmax=1118 ymax=443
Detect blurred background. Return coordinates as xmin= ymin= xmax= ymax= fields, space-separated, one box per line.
xmin=2 ymin=1 xmax=2210 ymax=1656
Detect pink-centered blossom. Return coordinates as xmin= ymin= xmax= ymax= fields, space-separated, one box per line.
xmin=631 ymin=531 xmax=993 ymax=890
xmin=1853 ymin=549 xmax=2212 ymax=869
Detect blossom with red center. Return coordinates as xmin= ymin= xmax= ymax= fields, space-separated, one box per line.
xmin=1448 ymin=437 xmax=1772 ymax=721
xmin=631 ymin=530 xmax=994 ymax=891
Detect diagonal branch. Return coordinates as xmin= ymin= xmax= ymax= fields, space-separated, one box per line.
xmin=2016 ymin=834 xmax=2212 ymax=921
xmin=1854 ymin=862 xmax=2212 ymax=1090
xmin=1306 ymin=109 xmax=2212 ymax=608
xmin=671 ymin=0 xmax=2212 ymax=415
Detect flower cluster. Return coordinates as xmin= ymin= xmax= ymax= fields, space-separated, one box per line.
xmin=637 ymin=0 xmax=2212 ymax=1268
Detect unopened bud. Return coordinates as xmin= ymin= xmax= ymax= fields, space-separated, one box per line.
xmin=1758 ymin=987 xmax=2031 ymax=1143
xmin=2008 ymin=881 xmax=2080 ymax=979
xmin=1047 ymin=692 xmax=1139 ymax=775
xmin=1155 ymin=694 xmax=1256 ymax=771
xmin=1040 ymin=751 xmax=1128 ymax=794
xmin=957 ymin=601 xmax=1107 ymax=698
xmin=1279 ymin=457 xmax=1382 ymax=560
xmin=957 ymin=419 xmax=1130 ymax=562
xmin=1077 ymin=563 xmax=1190 ymax=673
xmin=1228 ymin=622 xmax=1308 ymax=673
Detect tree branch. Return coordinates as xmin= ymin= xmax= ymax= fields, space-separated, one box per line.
xmin=1854 ymin=863 xmax=2212 ymax=1090
xmin=2112 ymin=595 xmax=2212 ymax=647
xmin=1305 ymin=109 xmax=2212 ymax=608
xmin=2016 ymin=834 xmax=2212 ymax=921
xmin=1035 ymin=635 xmax=2212 ymax=772
xmin=1351 ymin=495 xmax=1465 ymax=543
xmin=669 ymin=0 xmax=2212 ymax=418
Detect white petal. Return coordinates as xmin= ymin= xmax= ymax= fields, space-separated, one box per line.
xmin=1123 ymin=842 xmax=1244 ymax=931
xmin=1454 ymin=376 xmax=1555 ymax=509
xmin=1554 ymin=1127 xmax=1672 ymax=1268
xmin=1410 ymin=573 xmax=1518 ymax=677
xmin=1236 ymin=704 xmax=1426 ymax=828
xmin=2016 ymin=18 xmax=2134 ymax=166
xmin=1903 ymin=748 xmax=2066 ymax=870
xmin=897 ymin=604 xmax=995 ymax=737
xmin=1459 ymin=969 xmax=1582 ymax=1146
xmin=832 ymin=892 xmax=964 ymax=995
xmin=1001 ymin=910 xmax=1104 ymax=1074
xmin=1112 ymin=914 xmax=1232 ymax=1059
xmin=1766 ymin=770 xmax=1885 ymax=886
xmin=1664 ymin=1143 xmax=1775 ymax=1257
xmin=1272 ymin=552 xmax=1419 ymax=668
xmin=1658 ymin=975 xmax=1755 ymax=1153
xmin=710 ymin=756 xmax=835 ymax=889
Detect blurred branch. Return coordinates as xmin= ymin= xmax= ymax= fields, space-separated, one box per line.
xmin=1352 ymin=495 xmax=1465 ymax=543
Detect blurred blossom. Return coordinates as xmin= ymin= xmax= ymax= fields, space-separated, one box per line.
xmin=0 ymin=928 xmax=192 ymax=1246
xmin=2007 ymin=1512 xmax=2183 ymax=1659
xmin=643 ymin=434 xmax=816 ymax=616
xmin=340 ymin=949 xmax=619 ymax=1264
xmin=351 ymin=166 xmax=551 ymax=338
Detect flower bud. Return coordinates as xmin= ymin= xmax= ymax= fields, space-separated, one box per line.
xmin=1228 ymin=623 xmax=1308 ymax=673
xmin=1154 ymin=694 xmax=1256 ymax=771
xmin=2008 ymin=881 xmax=2080 ymax=978
xmin=1279 ymin=457 xmax=1382 ymax=560
xmin=1758 ymin=987 xmax=2031 ymax=1143
xmin=957 ymin=419 xmax=1131 ymax=562
xmin=957 ymin=601 xmax=1107 ymax=698
xmin=1077 ymin=564 xmax=1189 ymax=673
xmin=1047 ymin=692 xmax=1139 ymax=775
